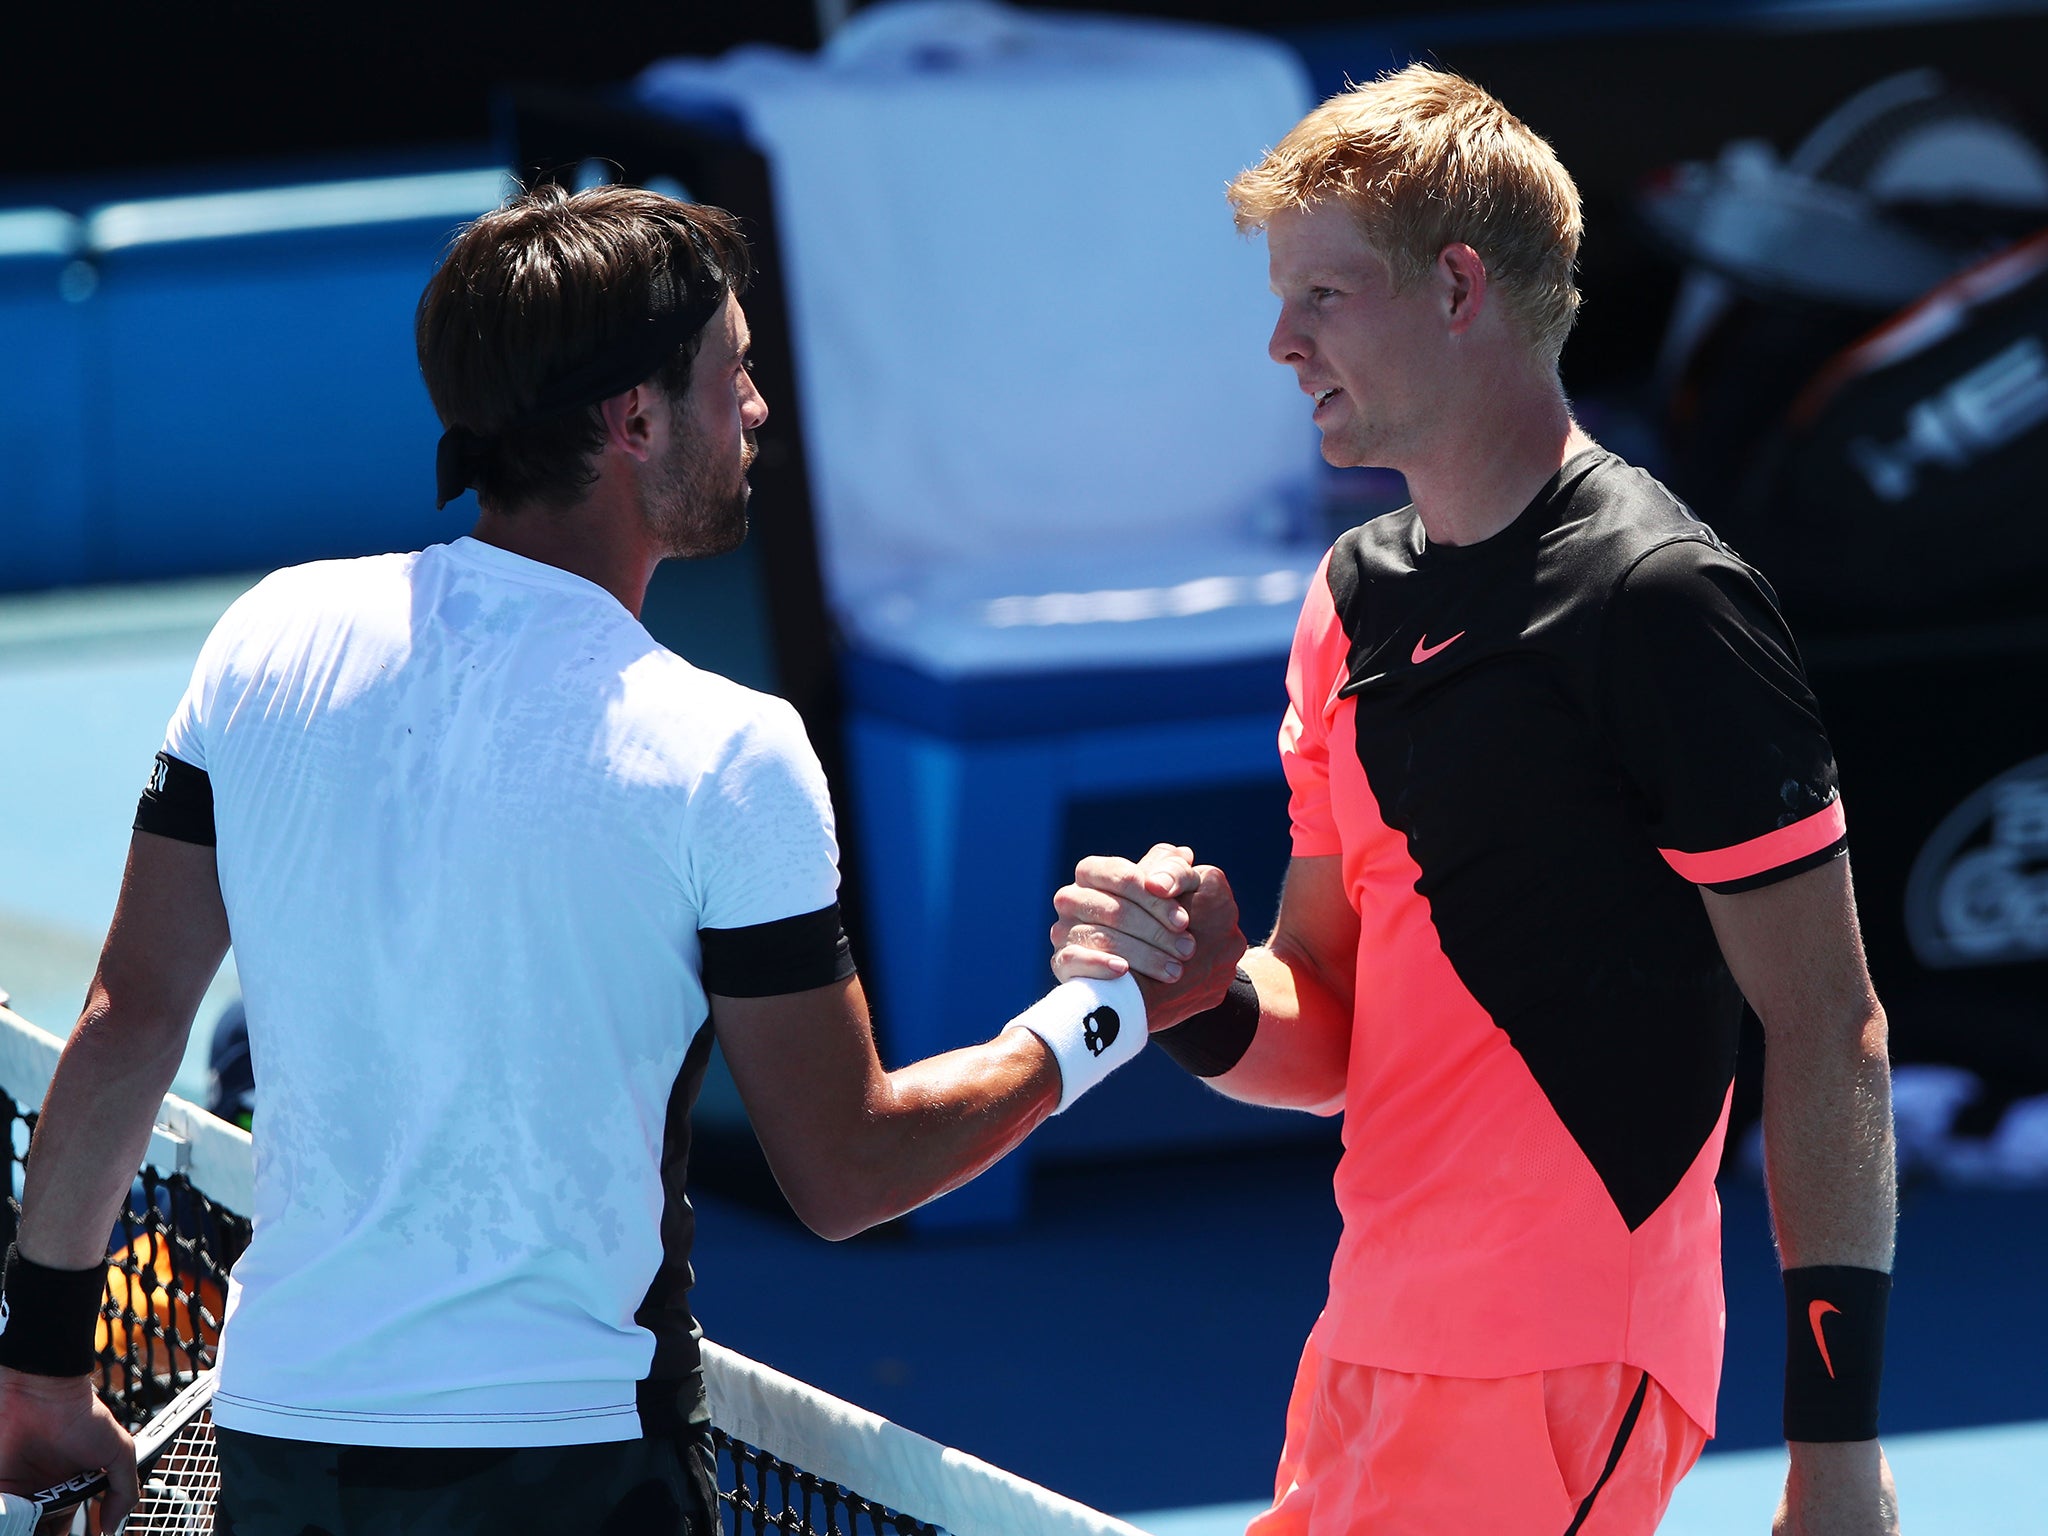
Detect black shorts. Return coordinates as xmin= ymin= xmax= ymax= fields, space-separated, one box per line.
xmin=213 ymin=1423 xmax=719 ymax=1536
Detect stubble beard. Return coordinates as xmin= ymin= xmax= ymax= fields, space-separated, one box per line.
xmin=646 ymin=422 xmax=756 ymax=560
xmin=1320 ymin=421 xmax=1375 ymax=471
xmin=1321 ymin=395 xmax=1406 ymax=473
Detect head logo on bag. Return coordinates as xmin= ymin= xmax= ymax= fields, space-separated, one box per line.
xmin=1905 ymin=751 xmax=2048 ymax=968
xmin=1847 ymin=332 xmax=2048 ymax=502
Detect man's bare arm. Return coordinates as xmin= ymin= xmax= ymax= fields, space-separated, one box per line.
xmin=1053 ymin=849 xmax=1354 ymax=1114
xmin=715 ymin=847 xmax=1258 ymax=1239
xmin=2 ymin=831 xmax=231 ymax=1530
xmin=1702 ymin=855 xmax=1899 ymax=1536
xmin=18 ymin=833 xmax=230 ymax=1268
xmin=1703 ymin=858 xmax=1894 ymax=1272
xmin=1205 ymin=857 xmax=1354 ymax=1113
xmin=712 ymin=979 xmax=1061 ymax=1240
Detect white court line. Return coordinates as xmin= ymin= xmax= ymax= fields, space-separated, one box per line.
xmin=1121 ymin=1420 xmax=2048 ymax=1535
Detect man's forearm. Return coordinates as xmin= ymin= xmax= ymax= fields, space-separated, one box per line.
xmin=19 ymin=994 xmax=194 ymax=1270
xmin=18 ymin=831 xmax=231 ymax=1271
xmin=719 ymin=975 xmax=1141 ymax=1241
xmin=1769 ymin=1038 xmax=1901 ymax=1536
xmin=1705 ymin=863 xmax=1902 ymax=1526
xmin=810 ymin=969 xmax=1172 ymax=1234
xmin=1161 ymin=858 xmax=1356 ymax=1114
xmin=1759 ymin=999 xmax=1896 ymax=1272
xmin=759 ymin=1023 xmax=1089 ymax=1241
xmin=843 ymin=1031 xmax=1064 ymax=1231
xmin=1195 ymin=943 xmax=1350 ymax=1113
xmin=1702 ymin=861 xmax=1898 ymax=1271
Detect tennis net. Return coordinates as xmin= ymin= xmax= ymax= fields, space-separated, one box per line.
xmin=0 ymin=1004 xmax=1149 ymax=1536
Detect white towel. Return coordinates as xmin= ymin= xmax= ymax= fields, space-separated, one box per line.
xmin=639 ymin=1 xmax=1321 ymax=673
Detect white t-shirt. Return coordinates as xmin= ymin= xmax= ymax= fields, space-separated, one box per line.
xmin=160 ymin=537 xmax=840 ymax=1447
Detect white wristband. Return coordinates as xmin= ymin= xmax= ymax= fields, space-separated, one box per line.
xmin=1004 ymin=973 xmax=1147 ymax=1114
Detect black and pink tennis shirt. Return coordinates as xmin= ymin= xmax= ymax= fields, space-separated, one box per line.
xmin=1282 ymin=449 xmax=1847 ymax=1435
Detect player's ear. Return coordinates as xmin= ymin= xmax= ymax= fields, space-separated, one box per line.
xmin=1437 ymin=243 xmax=1488 ymax=334
xmin=599 ymin=385 xmax=660 ymax=463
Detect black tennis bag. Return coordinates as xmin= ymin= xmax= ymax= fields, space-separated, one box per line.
xmin=1643 ymin=71 xmax=2048 ymax=628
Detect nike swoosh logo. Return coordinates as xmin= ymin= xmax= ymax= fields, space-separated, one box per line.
xmin=1809 ymin=1300 xmax=1841 ymax=1379
xmin=1410 ymin=631 xmax=1465 ymax=665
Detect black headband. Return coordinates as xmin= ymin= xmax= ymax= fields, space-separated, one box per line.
xmin=434 ymin=273 xmax=728 ymax=511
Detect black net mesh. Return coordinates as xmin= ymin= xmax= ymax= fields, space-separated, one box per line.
xmin=715 ymin=1429 xmax=942 ymax=1536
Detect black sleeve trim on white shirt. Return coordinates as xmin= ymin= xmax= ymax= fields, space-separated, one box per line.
xmin=133 ymin=752 xmax=216 ymax=846
xmin=700 ymin=904 xmax=857 ymax=998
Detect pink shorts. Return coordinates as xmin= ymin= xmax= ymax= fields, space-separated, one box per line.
xmin=1246 ymin=1343 xmax=1708 ymax=1536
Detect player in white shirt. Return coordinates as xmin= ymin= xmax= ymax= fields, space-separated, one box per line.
xmin=0 ymin=185 xmax=1229 ymax=1535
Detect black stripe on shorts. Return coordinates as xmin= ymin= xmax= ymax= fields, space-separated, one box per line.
xmin=1561 ymin=1370 xmax=1651 ymax=1536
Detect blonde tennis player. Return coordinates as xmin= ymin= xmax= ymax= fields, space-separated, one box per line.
xmin=1054 ymin=66 xmax=1899 ymax=1536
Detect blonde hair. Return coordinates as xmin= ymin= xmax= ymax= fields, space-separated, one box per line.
xmin=1229 ymin=64 xmax=1583 ymax=363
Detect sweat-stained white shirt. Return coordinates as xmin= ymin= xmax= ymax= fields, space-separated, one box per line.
xmin=159 ymin=537 xmax=840 ymax=1447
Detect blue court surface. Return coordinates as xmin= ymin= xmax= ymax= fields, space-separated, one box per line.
xmin=4 ymin=575 xmax=2044 ymax=1530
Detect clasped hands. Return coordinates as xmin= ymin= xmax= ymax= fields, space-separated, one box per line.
xmin=1050 ymin=842 xmax=1248 ymax=1029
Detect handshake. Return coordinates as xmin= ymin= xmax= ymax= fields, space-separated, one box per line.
xmin=1048 ymin=842 xmax=1248 ymax=1031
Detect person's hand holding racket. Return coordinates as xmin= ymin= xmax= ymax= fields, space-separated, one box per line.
xmin=1052 ymin=842 xmax=1247 ymax=1028
xmin=0 ymin=1363 xmax=137 ymax=1534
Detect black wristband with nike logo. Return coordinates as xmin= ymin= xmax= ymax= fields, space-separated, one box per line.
xmin=0 ymin=1242 xmax=105 ymax=1377
xmin=1783 ymin=1264 xmax=1890 ymax=1442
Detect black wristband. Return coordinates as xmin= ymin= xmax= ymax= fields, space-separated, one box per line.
xmin=1153 ymin=967 xmax=1260 ymax=1078
xmin=1783 ymin=1265 xmax=1889 ymax=1442
xmin=0 ymin=1243 xmax=105 ymax=1377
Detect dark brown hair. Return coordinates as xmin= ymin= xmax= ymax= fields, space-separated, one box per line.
xmin=416 ymin=183 xmax=752 ymax=512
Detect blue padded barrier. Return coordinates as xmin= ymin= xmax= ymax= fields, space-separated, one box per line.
xmin=843 ymin=651 xmax=1288 ymax=739
xmin=0 ymin=170 xmax=510 ymax=592
xmin=0 ymin=210 xmax=91 ymax=589
xmin=80 ymin=172 xmax=509 ymax=582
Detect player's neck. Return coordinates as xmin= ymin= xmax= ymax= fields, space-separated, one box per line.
xmin=1402 ymin=379 xmax=1594 ymax=550
xmin=471 ymin=487 xmax=661 ymax=618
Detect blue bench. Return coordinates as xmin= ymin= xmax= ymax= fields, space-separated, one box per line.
xmin=0 ymin=170 xmax=507 ymax=591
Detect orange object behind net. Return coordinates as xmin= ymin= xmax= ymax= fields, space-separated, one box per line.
xmin=98 ymin=1230 xmax=228 ymax=1381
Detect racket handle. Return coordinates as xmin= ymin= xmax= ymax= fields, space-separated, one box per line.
xmin=0 ymin=1491 xmax=42 ymax=1536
